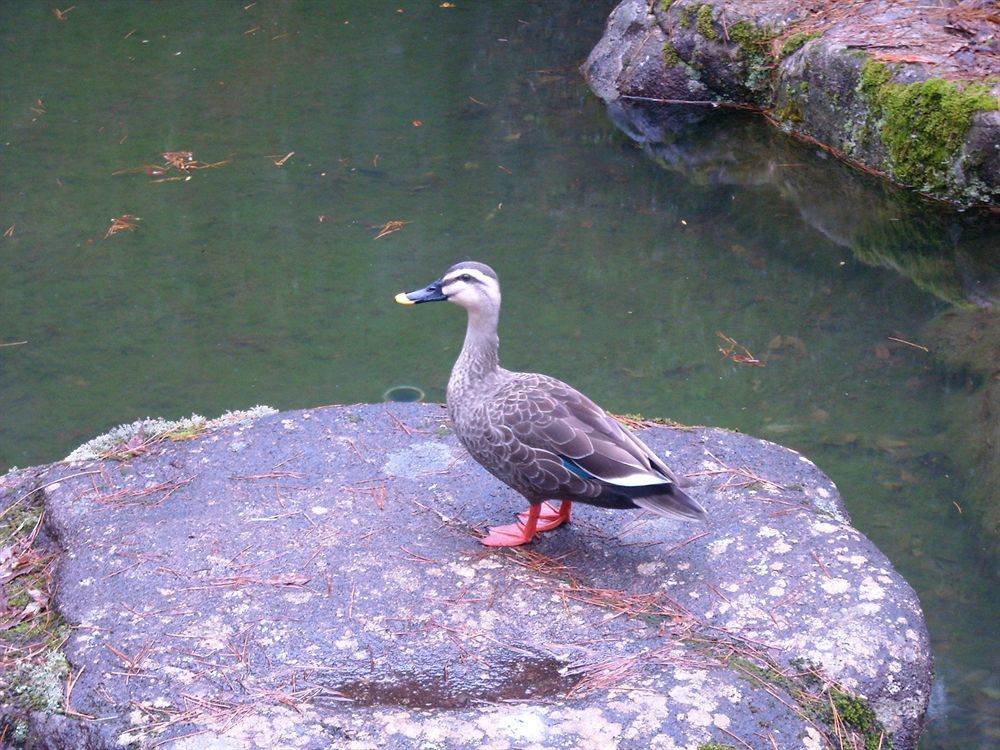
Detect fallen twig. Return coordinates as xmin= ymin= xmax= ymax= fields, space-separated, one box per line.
xmin=373 ymin=219 xmax=411 ymax=239
xmin=63 ymin=664 xmax=95 ymax=719
xmin=886 ymin=335 xmax=928 ymax=352
xmin=717 ymin=331 xmax=765 ymax=367
xmin=689 ymin=449 xmax=785 ymax=491
xmin=621 ymin=94 xmax=760 ymax=110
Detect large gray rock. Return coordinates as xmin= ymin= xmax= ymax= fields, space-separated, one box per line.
xmin=582 ymin=0 xmax=1000 ymax=207
xmin=5 ymin=404 xmax=931 ymax=748
xmin=580 ymin=0 xmax=712 ymax=105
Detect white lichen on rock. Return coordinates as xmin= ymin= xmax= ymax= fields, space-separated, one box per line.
xmin=859 ymin=575 xmax=887 ymax=601
xmin=64 ymin=406 xmax=278 ymax=462
xmin=8 ymin=649 xmax=69 ymax=712
xmin=551 ymin=706 xmax=624 ymax=749
xmin=821 ymin=577 xmax=852 ymax=595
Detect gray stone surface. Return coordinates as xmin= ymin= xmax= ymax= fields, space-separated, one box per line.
xmin=580 ymin=0 xmax=712 ymax=105
xmin=7 ymin=404 xmax=931 ymax=748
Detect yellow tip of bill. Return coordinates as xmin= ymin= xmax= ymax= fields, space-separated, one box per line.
xmin=394 ymin=292 xmax=415 ymax=305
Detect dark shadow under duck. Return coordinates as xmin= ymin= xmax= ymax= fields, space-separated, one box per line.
xmin=395 ymin=261 xmax=707 ymax=546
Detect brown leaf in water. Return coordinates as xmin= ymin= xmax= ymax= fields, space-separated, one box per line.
xmin=767 ymin=335 xmax=806 ymax=353
xmin=875 ymin=437 xmax=910 ymax=456
xmin=104 ymin=215 xmax=141 ymax=239
xmin=717 ymin=332 xmax=764 ymax=367
xmin=821 ymin=433 xmax=859 ymax=447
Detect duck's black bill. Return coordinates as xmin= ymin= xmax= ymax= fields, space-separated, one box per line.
xmin=395 ymin=280 xmax=446 ymax=305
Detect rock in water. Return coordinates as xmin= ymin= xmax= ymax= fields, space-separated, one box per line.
xmin=1 ymin=403 xmax=931 ymax=749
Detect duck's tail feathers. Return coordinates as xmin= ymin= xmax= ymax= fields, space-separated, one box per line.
xmin=630 ymin=483 xmax=707 ymax=521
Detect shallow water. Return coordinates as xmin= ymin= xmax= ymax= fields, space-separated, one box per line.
xmin=1 ymin=2 xmax=997 ymax=746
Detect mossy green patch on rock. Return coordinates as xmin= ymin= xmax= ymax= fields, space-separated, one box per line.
xmin=10 ymin=719 xmax=30 ymax=745
xmin=859 ymin=55 xmax=892 ymax=94
xmin=0 ymin=500 xmax=57 ymax=645
xmin=0 ymin=500 xmax=43 ymax=541
xmin=776 ymin=99 xmax=804 ymax=124
xmin=780 ymin=31 xmax=822 ymax=59
xmin=677 ymin=3 xmax=693 ymax=30
xmin=860 ymin=58 xmax=998 ymax=197
xmin=729 ymin=20 xmax=774 ymax=57
xmin=696 ymin=4 xmax=718 ymax=41
xmin=831 ymin=688 xmax=887 ymax=750
xmin=731 ymin=656 xmax=893 ymax=749
xmin=663 ymin=40 xmax=681 ymax=67
xmin=775 ymin=76 xmax=811 ymax=125
xmin=729 ymin=19 xmax=776 ymax=97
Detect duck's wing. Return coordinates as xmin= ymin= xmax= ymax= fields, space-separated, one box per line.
xmin=494 ymin=373 xmax=704 ymax=517
xmin=496 ymin=373 xmax=694 ymax=492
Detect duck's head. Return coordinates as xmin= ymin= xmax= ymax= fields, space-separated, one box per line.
xmin=395 ymin=261 xmax=501 ymax=313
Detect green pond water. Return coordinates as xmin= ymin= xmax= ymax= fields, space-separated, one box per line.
xmin=2 ymin=2 xmax=998 ymax=747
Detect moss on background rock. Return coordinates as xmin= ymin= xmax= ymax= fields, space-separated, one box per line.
xmin=728 ymin=19 xmax=775 ymax=97
xmin=861 ymin=59 xmax=998 ymax=197
xmin=696 ymin=4 xmax=718 ymax=41
xmin=780 ymin=31 xmax=821 ymax=59
xmin=663 ymin=40 xmax=682 ymax=66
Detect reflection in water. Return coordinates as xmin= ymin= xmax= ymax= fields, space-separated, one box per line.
xmin=606 ymin=99 xmax=1000 ymax=308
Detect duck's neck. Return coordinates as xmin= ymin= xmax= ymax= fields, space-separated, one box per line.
xmin=449 ymin=307 xmax=501 ymax=399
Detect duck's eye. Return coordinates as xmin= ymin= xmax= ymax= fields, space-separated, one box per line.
xmin=460 ymin=273 xmax=471 ymax=282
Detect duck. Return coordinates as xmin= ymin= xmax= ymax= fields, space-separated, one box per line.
xmin=395 ymin=261 xmax=706 ymax=546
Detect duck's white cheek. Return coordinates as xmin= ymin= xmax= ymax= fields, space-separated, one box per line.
xmin=448 ymin=288 xmax=473 ymax=306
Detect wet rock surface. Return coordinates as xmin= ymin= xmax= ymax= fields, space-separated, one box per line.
xmin=6 ymin=404 xmax=931 ymax=748
xmin=582 ymin=0 xmax=1000 ymax=206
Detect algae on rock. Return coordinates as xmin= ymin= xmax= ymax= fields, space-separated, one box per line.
xmin=860 ymin=59 xmax=998 ymax=201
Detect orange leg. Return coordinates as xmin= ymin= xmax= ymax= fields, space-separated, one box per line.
xmin=518 ymin=500 xmax=572 ymax=532
xmin=481 ymin=501 xmax=572 ymax=547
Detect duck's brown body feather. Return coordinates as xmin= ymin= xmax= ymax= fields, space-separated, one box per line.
xmin=450 ymin=368 xmax=700 ymax=517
